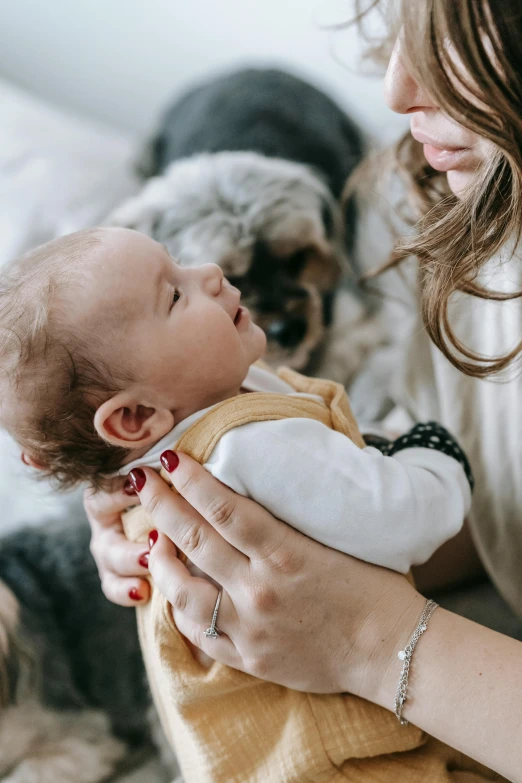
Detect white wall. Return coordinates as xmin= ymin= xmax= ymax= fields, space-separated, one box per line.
xmin=0 ymin=0 xmax=407 ymax=143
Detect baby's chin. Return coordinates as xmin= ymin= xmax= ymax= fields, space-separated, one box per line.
xmin=251 ymin=326 xmax=268 ymax=363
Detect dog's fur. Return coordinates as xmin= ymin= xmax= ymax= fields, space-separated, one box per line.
xmin=140 ymin=68 xmax=362 ymax=202
xmin=0 ymin=517 xmax=173 ymax=782
xmin=109 ymin=68 xmax=384 ymax=385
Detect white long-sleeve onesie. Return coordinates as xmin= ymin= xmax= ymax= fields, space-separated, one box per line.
xmin=125 ymin=365 xmax=471 ymax=574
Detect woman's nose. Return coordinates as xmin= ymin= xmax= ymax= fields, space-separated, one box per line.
xmin=384 ymin=36 xmax=436 ymax=114
xmin=198 ymin=263 xmax=224 ymax=296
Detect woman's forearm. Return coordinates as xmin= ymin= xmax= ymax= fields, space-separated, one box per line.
xmin=368 ymin=602 xmax=522 ymax=781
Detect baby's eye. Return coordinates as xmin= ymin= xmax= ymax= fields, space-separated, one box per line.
xmin=171 ymin=289 xmax=181 ymax=308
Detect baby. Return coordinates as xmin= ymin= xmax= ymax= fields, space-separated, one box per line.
xmin=0 ymin=227 xmax=473 ymax=782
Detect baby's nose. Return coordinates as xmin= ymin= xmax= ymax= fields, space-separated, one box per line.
xmin=200 ymin=263 xmax=223 ymax=295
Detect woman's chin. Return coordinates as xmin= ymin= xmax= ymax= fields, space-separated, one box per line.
xmin=446 ymin=168 xmax=474 ymax=198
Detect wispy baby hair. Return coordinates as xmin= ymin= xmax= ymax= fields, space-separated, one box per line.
xmin=0 ymin=229 xmax=130 ymax=490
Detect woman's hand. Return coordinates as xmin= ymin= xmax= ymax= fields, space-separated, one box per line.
xmin=129 ymin=454 xmax=522 ymax=780
xmin=84 ymin=478 xmax=152 ymax=606
xmin=129 ymin=453 xmax=422 ymax=698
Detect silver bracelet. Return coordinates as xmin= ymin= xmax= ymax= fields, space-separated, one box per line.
xmin=394 ymin=598 xmax=439 ymax=725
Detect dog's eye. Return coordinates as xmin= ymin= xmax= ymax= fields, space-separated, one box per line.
xmin=285 ymin=249 xmax=308 ymax=278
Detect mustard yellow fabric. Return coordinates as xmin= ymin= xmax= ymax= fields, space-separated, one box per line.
xmin=123 ymin=367 xmax=504 ymax=783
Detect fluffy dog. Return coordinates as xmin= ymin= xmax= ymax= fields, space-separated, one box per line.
xmin=109 ymin=68 xmax=384 ymax=386
xmin=0 ymin=516 xmax=176 ymax=783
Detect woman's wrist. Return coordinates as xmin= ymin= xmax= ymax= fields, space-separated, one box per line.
xmin=339 ymin=574 xmax=425 ymax=710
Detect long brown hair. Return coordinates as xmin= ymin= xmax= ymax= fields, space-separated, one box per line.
xmin=351 ymin=0 xmax=522 ymax=377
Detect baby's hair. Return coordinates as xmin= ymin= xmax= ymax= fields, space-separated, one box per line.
xmin=0 ymin=229 xmax=131 ymax=490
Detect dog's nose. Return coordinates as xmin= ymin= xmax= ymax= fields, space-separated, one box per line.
xmin=267 ymin=316 xmax=307 ymax=348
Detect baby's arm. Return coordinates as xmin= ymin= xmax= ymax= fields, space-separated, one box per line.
xmin=204 ymin=418 xmax=472 ymax=574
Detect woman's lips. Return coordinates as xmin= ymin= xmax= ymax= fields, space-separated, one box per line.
xmin=411 ymin=129 xmax=471 ymax=172
xmin=422 ymin=143 xmax=471 ymax=172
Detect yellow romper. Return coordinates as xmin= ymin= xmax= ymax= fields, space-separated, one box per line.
xmin=123 ymin=367 xmax=504 ymax=783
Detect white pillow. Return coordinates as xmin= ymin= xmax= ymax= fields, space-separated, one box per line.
xmin=0 ymin=78 xmax=140 ymax=264
xmin=0 ymin=79 xmax=140 ymax=529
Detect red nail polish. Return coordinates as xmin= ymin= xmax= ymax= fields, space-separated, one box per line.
xmin=129 ymin=468 xmax=146 ymax=492
xmin=128 ymin=587 xmax=143 ymax=602
xmin=161 ymin=450 xmax=179 ymax=473
xmin=149 ymin=529 xmax=159 ymax=549
xmin=124 ymin=479 xmax=137 ymax=496
xmin=138 ymin=553 xmax=149 ymax=569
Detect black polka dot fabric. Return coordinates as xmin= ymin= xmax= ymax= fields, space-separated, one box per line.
xmin=364 ymin=422 xmax=474 ymax=492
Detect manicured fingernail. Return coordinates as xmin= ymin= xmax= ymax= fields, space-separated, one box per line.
xmin=124 ymin=479 xmax=138 ymax=496
xmin=160 ymin=450 xmax=179 ymax=473
xmin=128 ymin=587 xmax=143 ymax=602
xmin=138 ymin=552 xmax=149 ymax=569
xmin=129 ymin=468 xmax=146 ymax=492
xmin=149 ymin=529 xmax=159 ymax=549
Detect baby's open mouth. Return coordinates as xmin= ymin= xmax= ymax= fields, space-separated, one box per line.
xmin=233 ymin=306 xmax=243 ymax=326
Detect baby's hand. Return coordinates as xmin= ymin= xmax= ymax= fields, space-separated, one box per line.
xmin=84 ymin=479 xmax=151 ymax=606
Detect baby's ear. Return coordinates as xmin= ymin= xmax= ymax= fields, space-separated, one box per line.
xmin=94 ymin=392 xmax=174 ymax=450
xmin=21 ymin=452 xmax=46 ymax=470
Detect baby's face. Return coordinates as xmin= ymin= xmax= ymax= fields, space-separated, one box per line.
xmin=78 ymin=228 xmax=266 ymax=421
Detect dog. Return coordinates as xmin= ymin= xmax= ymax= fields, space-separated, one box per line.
xmin=0 ymin=515 xmax=177 ymax=783
xmin=109 ymin=68 xmax=384 ymax=386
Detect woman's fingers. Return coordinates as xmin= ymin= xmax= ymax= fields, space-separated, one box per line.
xmin=149 ymin=534 xmax=243 ymax=668
xmin=148 ymin=532 xmax=239 ymax=633
xmin=159 ymin=452 xmax=290 ymax=560
xmin=92 ymin=528 xmax=151 ymax=577
xmin=133 ymin=467 xmax=249 ymax=586
xmin=85 ymin=480 xmax=151 ymax=607
xmin=100 ymin=572 xmax=151 ymax=607
xmin=84 ymin=481 xmax=139 ymax=530
xmin=173 ymin=610 xmax=244 ymax=671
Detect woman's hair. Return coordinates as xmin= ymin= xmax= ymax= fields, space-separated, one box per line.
xmin=351 ymin=0 xmax=522 ymax=377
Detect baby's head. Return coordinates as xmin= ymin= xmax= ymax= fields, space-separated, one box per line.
xmin=0 ymin=227 xmax=266 ymax=488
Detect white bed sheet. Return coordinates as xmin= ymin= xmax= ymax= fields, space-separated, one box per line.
xmin=0 ymin=78 xmax=140 ymax=530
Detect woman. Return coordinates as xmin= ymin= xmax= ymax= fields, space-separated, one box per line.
xmin=86 ymin=0 xmax=522 ymax=779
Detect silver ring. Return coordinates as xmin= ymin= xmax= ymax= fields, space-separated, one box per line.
xmin=204 ymin=590 xmax=222 ymax=639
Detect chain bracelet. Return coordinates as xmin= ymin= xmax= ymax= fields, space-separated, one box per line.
xmin=394 ymin=598 xmax=439 ymax=725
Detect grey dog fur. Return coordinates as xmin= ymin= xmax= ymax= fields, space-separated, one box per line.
xmin=0 ymin=516 xmax=160 ymax=782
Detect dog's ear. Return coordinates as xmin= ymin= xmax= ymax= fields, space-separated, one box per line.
xmin=295 ymin=244 xmax=344 ymax=292
xmin=320 ymin=196 xmax=336 ymax=239
xmin=300 ymin=195 xmax=347 ymax=291
xmin=261 ymin=205 xmax=345 ymax=292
